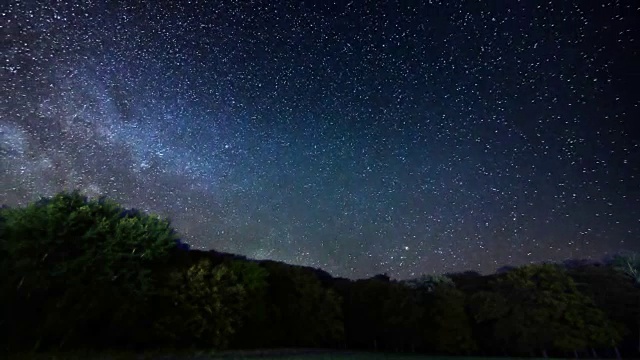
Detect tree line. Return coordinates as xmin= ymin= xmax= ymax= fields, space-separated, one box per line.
xmin=0 ymin=191 xmax=638 ymax=358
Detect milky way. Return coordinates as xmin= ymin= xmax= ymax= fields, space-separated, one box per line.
xmin=2 ymin=0 xmax=639 ymax=279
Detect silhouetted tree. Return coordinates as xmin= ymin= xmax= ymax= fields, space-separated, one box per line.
xmin=343 ymin=276 xmax=421 ymax=352
xmin=227 ymin=260 xmax=270 ymax=349
xmin=1 ymin=190 xmax=638 ymax=358
xmin=425 ymin=283 xmax=476 ymax=354
xmin=154 ymin=258 xmax=245 ymax=349
xmin=0 ymin=191 xmax=179 ymax=350
xmin=260 ymin=261 xmax=344 ymax=348
xmin=569 ymin=262 xmax=640 ymax=356
xmin=470 ymin=264 xmax=621 ymax=357
xmin=611 ymin=252 xmax=640 ymax=285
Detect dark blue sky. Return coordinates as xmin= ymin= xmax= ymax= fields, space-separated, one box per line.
xmin=2 ymin=0 xmax=638 ymax=279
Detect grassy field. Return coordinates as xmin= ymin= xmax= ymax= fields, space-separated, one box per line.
xmin=4 ymin=349 xmax=571 ymax=360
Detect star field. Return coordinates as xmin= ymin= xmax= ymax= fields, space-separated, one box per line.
xmin=1 ymin=0 xmax=639 ymax=279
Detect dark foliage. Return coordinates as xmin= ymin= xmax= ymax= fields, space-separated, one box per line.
xmin=1 ymin=191 xmax=638 ymax=358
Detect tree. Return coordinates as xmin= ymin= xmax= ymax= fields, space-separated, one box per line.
xmin=402 ymin=274 xmax=454 ymax=292
xmin=447 ymin=270 xmax=490 ymax=294
xmin=425 ymin=284 xmax=476 ymax=354
xmin=0 ymin=191 xmax=179 ymax=350
xmin=260 ymin=262 xmax=344 ymax=348
xmin=611 ymin=252 xmax=640 ymax=285
xmin=570 ymin=262 xmax=640 ymax=356
xmin=469 ymin=289 xmax=511 ymax=354
xmin=226 ymin=260 xmax=270 ymax=349
xmin=343 ymin=276 xmax=422 ymax=352
xmin=154 ymin=258 xmax=245 ymax=349
xmin=470 ymin=264 xmax=621 ymax=357
xmin=611 ymin=251 xmax=640 ymax=354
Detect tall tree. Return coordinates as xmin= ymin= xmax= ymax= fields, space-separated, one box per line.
xmin=571 ymin=262 xmax=640 ymax=355
xmin=0 ymin=191 xmax=179 ymax=350
xmin=611 ymin=252 xmax=640 ymax=285
xmin=227 ymin=260 xmax=270 ymax=349
xmin=261 ymin=261 xmax=344 ymax=348
xmin=154 ymin=258 xmax=246 ymax=349
xmin=470 ymin=264 xmax=621 ymax=357
xmin=611 ymin=252 xmax=640 ymax=353
xmin=344 ymin=276 xmax=422 ymax=352
xmin=425 ymin=284 xmax=476 ymax=354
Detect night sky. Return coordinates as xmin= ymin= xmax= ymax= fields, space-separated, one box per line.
xmin=2 ymin=0 xmax=639 ymax=279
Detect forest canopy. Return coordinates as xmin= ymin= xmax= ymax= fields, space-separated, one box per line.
xmin=0 ymin=191 xmax=638 ymax=358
